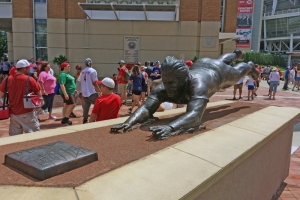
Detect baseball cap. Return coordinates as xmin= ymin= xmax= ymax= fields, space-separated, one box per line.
xmin=185 ymin=60 xmax=193 ymax=67
xmin=272 ymin=67 xmax=277 ymax=71
xmin=60 ymin=62 xmax=69 ymax=69
xmin=16 ymin=59 xmax=30 ymax=68
xmin=118 ymin=60 xmax=125 ymax=64
xmin=154 ymin=60 xmax=160 ymax=65
xmin=97 ymin=77 xmax=115 ymax=89
xmin=85 ymin=58 xmax=92 ymax=67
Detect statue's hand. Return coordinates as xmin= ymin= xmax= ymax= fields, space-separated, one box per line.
xmin=110 ymin=123 xmax=132 ymax=133
xmin=150 ymin=125 xmax=175 ymax=140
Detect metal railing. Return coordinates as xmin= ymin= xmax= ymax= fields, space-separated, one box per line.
xmin=86 ymin=0 xmax=177 ymax=4
xmin=264 ymin=8 xmax=300 ymax=16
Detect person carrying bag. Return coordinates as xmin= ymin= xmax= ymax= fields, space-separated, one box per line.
xmin=0 ymin=59 xmax=42 ymax=136
xmin=23 ymin=75 xmax=42 ymax=109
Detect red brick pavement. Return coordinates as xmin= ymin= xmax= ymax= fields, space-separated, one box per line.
xmin=210 ymin=85 xmax=300 ymax=109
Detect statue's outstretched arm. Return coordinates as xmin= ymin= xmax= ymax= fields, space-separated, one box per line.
xmin=110 ymin=96 xmax=161 ymax=133
xmin=150 ymin=98 xmax=208 ymax=140
xmin=217 ymin=53 xmax=236 ymax=65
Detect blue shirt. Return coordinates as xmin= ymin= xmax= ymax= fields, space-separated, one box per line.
xmin=151 ymin=67 xmax=161 ymax=81
xmin=130 ymin=73 xmax=143 ymax=91
xmin=284 ymin=70 xmax=290 ymax=79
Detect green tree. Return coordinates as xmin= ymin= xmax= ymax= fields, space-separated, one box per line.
xmin=192 ymin=56 xmax=198 ymax=63
xmin=242 ymin=52 xmax=286 ymax=68
xmin=0 ymin=31 xmax=7 ymax=58
xmin=52 ymin=55 xmax=67 ymax=66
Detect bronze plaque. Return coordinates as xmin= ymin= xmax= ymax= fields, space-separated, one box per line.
xmin=4 ymin=141 xmax=98 ymax=180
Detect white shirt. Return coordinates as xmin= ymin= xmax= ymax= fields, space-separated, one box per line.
xmin=76 ymin=75 xmax=82 ymax=93
xmin=1 ymin=62 xmax=9 ymax=71
xmin=236 ymin=77 xmax=244 ymax=84
xmin=49 ymin=68 xmax=54 ymax=76
xmin=269 ymin=71 xmax=280 ymax=82
xmin=290 ymin=69 xmax=295 ymax=77
xmin=163 ymin=102 xmax=173 ymax=110
xmin=79 ymin=67 xmax=98 ymax=97
xmin=246 ymin=77 xmax=255 ymax=86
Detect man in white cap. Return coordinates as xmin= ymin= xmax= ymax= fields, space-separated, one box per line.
xmin=79 ymin=58 xmax=101 ymax=124
xmin=117 ymin=60 xmax=128 ymax=105
xmin=89 ymin=77 xmax=121 ymax=122
xmin=0 ymin=59 xmax=42 ymax=135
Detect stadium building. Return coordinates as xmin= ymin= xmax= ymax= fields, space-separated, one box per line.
xmin=0 ymin=0 xmax=284 ymax=75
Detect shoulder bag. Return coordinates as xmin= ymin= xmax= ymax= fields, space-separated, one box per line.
xmin=23 ymin=75 xmax=41 ymax=108
xmin=0 ymin=77 xmax=10 ymax=120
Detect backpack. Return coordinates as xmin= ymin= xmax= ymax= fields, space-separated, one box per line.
xmin=124 ymin=69 xmax=131 ymax=83
xmin=54 ymin=82 xmax=60 ymax=95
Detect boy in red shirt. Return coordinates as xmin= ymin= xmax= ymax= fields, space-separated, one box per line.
xmin=89 ymin=77 xmax=121 ymax=122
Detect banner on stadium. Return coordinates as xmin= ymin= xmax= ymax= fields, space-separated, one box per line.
xmin=236 ymin=0 xmax=254 ymax=48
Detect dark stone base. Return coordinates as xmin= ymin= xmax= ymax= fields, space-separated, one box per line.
xmin=4 ymin=141 xmax=98 ymax=181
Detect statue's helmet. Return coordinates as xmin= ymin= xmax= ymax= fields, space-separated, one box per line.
xmin=161 ymin=56 xmax=189 ymax=77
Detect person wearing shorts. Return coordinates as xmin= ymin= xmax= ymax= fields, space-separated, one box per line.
xmin=59 ymin=62 xmax=77 ymax=125
xmin=128 ymin=65 xmax=143 ymax=113
xmin=233 ymin=77 xmax=244 ymax=100
xmin=268 ymin=67 xmax=280 ymax=100
xmin=245 ymin=76 xmax=256 ymax=100
xmin=0 ymin=59 xmax=42 ymax=136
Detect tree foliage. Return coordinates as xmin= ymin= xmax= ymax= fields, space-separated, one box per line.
xmin=192 ymin=56 xmax=198 ymax=63
xmin=52 ymin=55 xmax=67 ymax=66
xmin=242 ymin=52 xmax=286 ymax=67
xmin=0 ymin=31 xmax=7 ymax=58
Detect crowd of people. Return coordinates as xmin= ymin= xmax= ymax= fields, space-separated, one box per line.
xmin=0 ymin=55 xmax=192 ymax=136
xmin=232 ymin=64 xmax=300 ymax=101
xmin=0 ymin=53 xmax=299 ymax=136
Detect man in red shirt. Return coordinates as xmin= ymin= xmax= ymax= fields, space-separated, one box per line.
xmin=0 ymin=59 xmax=42 ymax=136
xmin=117 ymin=60 xmax=128 ymax=105
xmin=89 ymin=77 xmax=121 ymax=122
